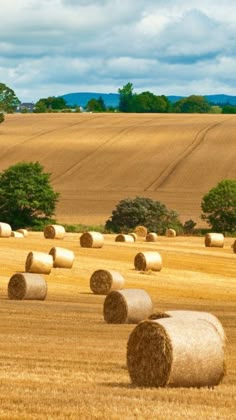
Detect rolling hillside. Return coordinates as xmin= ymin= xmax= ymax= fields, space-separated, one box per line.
xmin=1 ymin=113 xmax=235 ymax=226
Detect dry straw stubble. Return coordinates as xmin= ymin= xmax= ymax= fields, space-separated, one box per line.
xmin=205 ymin=233 xmax=224 ymax=248
xmin=25 ymin=251 xmax=53 ymax=274
xmin=8 ymin=272 xmax=47 ymax=300
xmin=80 ymin=231 xmax=104 ymax=248
xmin=127 ymin=317 xmax=225 ymax=388
xmin=134 ymin=251 xmax=162 ymax=272
xmin=49 ymin=246 xmax=74 ymax=268
xmin=90 ymin=269 xmax=125 ymax=295
xmin=44 ymin=224 xmax=65 ymax=239
xmin=0 ymin=222 xmax=12 ymax=238
xmin=103 ymin=288 xmax=153 ymax=324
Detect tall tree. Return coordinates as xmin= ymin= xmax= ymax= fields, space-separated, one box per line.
xmin=118 ymin=82 xmax=134 ymax=112
xmin=0 ymin=83 xmax=20 ymax=112
xmin=173 ymin=95 xmax=211 ymax=113
xmin=86 ymin=96 xmax=106 ymax=112
xmin=34 ymin=96 xmax=68 ymax=112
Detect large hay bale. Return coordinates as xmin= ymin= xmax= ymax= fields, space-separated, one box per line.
xmin=134 ymin=251 xmax=162 ymax=272
xmin=44 ymin=224 xmax=65 ymax=239
xmin=49 ymin=246 xmax=74 ymax=268
xmin=90 ymin=269 xmax=125 ymax=295
xmin=166 ymin=228 xmax=176 ymax=237
xmin=80 ymin=231 xmax=104 ymax=248
xmin=134 ymin=225 xmax=148 ymax=237
xmin=11 ymin=231 xmax=24 ymax=238
xmin=129 ymin=232 xmax=137 ymax=242
xmin=232 ymin=240 xmax=236 ymax=253
xmin=25 ymin=251 xmax=53 ymax=274
xmin=205 ymin=233 xmax=224 ymax=248
xmin=146 ymin=232 xmax=158 ymax=242
xmin=115 ymin=234 xmax=135 ymax=243
xmin=127 ymin=317 xmax=225 ymax=387
xmin=103 ymin=289 xmax=153 ymax=324
xmin=148 ymin=310 xmax=225 ymax=343
xmin=8 ymin=272 xmax=47 ymax=300
xmin=0 ymin=222 xmax=12 ymax=238
xmin=17 ymin=229 xmax=28 ymax=237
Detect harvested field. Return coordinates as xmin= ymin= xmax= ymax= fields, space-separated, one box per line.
xmin=0 ymin=233 xmax=235 ymax=419
xmin=1 ymin=113 xmax=236 ymax=226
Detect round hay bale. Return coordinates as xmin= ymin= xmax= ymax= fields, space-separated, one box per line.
xmin=148 ymin=310 xmax=225 ymax=343
xmin=127 ymin=317 xmax=225 ymax=387
xmin=44 ymin=224 xmax=65 ymax=239
xmin=25 ymin=251 xmax=53 ymax=274
xmin=49 ymin=246 xmax=74 ymax=268
xmin=146 ymin=232 xmax=158 ymax=242
xmin=166 ymin=228 xmax=176 ymax=237
xmin=134 ymin=251 xmax=162 ymax=272
xmin=17 ymin=229 xmax=28 ymax=237
xmin=205 ymin=233 xmax=224 ymax=248
xmin=90 ymin=269 xmax=125 ymax=295
xmin=115 ymin=234 xmax=135 ymax=243
xmin=8 ymin=272 xmax=47 ymax=300
xmin=0 ymin=222 xmax=12 ymax=238
xmin=103 ymin=289 xmax=153 ymax=324
xmin=233 ymin=240 xmax=236 ymax=253
xmin=11 ymin=231 xmax=24 ymax=238
xmin=129 ymin=232 xmax=137 ymax=242
xmin=80 ymin=231 xmax=104 ymax=248
xmin=134 ymin=225 xmax=148 ymax=237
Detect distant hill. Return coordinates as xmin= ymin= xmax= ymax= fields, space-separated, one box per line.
xmin=60 ymin=92 xmax=236 ymax=108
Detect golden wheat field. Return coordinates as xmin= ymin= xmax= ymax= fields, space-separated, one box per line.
xmin=0 ymin=113 xmax=235 ymax=419
xmin=1 ymin=113 xmax=236 ymax=225
xmin=0 ymin=233 xmax=235 ymax=419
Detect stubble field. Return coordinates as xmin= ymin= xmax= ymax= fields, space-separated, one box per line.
xmin=0 ymin=233 xmax=235 ymax=419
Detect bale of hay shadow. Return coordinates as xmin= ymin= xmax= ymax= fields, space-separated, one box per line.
xmin=44 ymin=224 xmax=65 ymax=239
xmin=49 ymin=246 xmax=74 ymax=268
xmin=0 ymin=222 xmax=12 ymax=238
xmin=90 ymin=269 xmax=125 ymax=295
xmin=115 ymin=234 xmax=135 ymax=243
xmin=17 ymin=229 xmax=28 ymax=237
xmin=134 ymin=251 xmax=162 ymax=272
xmin=80 ymin=231 xmax=104 ymax=248
xmin=8 ymin=272 xmax=47 ymax=300
xmin=127 ymin=317 xmax=225 ymax=387
xmin=146 ymin=232 xmax=158 ymax=242
xmin=25 ymin=251 xmax=53 ymax=274
xmin=166 ymin=228 xmax=176 ymax=237
xmin=205 ymin=233 xmax=224 ymax=248
xmin=134 ymin=226 xmax=148 ymax=237
xmin=103 ymin=289 xmax=153 ymax=324
xmin=11 ymin=231 xmax=24 ymax=238
xmin=148 ymin=310 xmax=225 ymax=343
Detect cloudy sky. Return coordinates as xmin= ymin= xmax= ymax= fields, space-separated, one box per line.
xmin=1 ymin=0 xmax=236 ymax=102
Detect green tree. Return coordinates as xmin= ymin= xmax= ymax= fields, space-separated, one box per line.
xmin=34 ymin=96 xmax=68 ymax=112
xmin=0 ymin=162 xmax=60 ymax=229
xmin=105 ymin=196 xmax=182 ymax=234
xmin=132 ymin=91 xmax=170 ymax=113
xmin=0 ymin=112 xmax=4 ymax=124
xmin=0 ymin=83 xmax=20 ymax=112
xmin=222 ymin=104 xmax=236 ymax=114
xmin=201 ymin=180 xmax=236 ymax=233
xmin=173 ymin=95 xmax=211 ymax=113
xmin=118 ymin=82 xmax=134 ymax=112
xmin=86 ymin=96 xmax=106 ymax=112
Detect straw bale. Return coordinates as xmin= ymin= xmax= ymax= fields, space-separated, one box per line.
xmin=80 ymin=231 xmax=104 ymax=248
xmin=11 ymin=231 xmax=24 ymax=238
xmin=25 ymin=251 xmax=53 ymax=274
xmin=8 ymin=272 xmax=47 ymax=300
xmin=103 ymin=288 xmax=153 ymax=324
xmin=166 ymin=228 xmax=176 ymax=237
xmin=49 ymin=246 xmax=74 ymax=268
xmin=90 ymin=269 xmax=125 ymax=295
xmin=115 ymin=234 xmax=135 ymax=243
xmin=127 ymin=317 xmax=225 ymax=387
xmin=17 ymin=229 xmax=28 ymax=237
xmin=205 ymin=233 xmax=224 ymax=248
xmin=44 ymin=224 xmax=65 ymax=239
xmin=232 ymin=240 xmax=236 ymax=253
xmin=148 ymin=310 xmax=225 ymax=343
xmin=129 ymin=232 xmax=137 ymax=242
xmin=146 ymin=232 xmax=158 ymax=242
xmin=134 ymin=251 xmax=162 ymax=272
xmin=134 ymin=225 xmax=148 ymax=237
xmin=0 ymin=222 xmax=12 ymax=238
